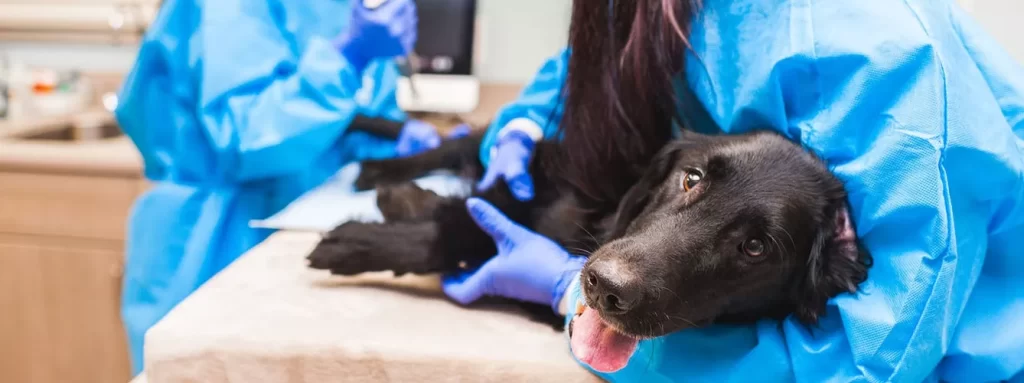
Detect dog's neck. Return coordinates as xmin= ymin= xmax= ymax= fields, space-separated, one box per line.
xmin=713 ymin=300 xmax=797 ymax=325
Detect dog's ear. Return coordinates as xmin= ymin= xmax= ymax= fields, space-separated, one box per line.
xmin=794 ymin=203 xmax=872 ymax=324
xmin=608 ymin=142 xmax=682 ymax=239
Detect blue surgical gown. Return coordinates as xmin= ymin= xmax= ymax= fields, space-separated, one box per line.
xmin=115 ymin=0 xmax=405 ymax=374
xmin=482 ymin=0 xmax=1024 ymax=381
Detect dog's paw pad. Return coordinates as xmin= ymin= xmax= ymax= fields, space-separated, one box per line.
xmin=306 ymin=224 xmax=381 ymax=274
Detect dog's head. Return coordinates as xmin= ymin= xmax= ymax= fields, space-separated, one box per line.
xmin=570 ymin=130 xmax=871 ymax=372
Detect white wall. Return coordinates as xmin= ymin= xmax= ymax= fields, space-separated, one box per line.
xmin=474 ymin=0 xmax=570 ymax=83
xmin=0 ymin=0 xmax=572 ymax=84
xmin=958 ymin=0 xmax=1024 ymax=64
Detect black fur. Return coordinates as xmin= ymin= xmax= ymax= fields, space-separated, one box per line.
xmin=309 ymin=128 xmax=872 ymax=336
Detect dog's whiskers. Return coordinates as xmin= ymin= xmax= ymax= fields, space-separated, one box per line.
xmin=659 ymin=286 xmax=683 ymax=305
xmin=573 ymin=222 xmax=600 ymax=250
xmin=772 ymin=225 xmax=796 ymax=255
xmin=767 ymin=234 xmax=784 ymax=259
xmin=565 ymin=247 xmax=594 ymax=257
xmin=668 ymin=314 xmax=699 ymax=328
xmin=655 ymin=286 xmax=701 ymax=327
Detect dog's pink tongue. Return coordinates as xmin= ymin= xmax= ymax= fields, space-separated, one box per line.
xmin=570 ymin=308 xmax=639 ymax=373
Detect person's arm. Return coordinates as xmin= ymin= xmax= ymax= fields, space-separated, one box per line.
xmin=478 ymin=48 xmax=570 ymax=167
xmin=784 ymin=13 xmax=979 ymax=382
xmin=194 ymin=2 xmax=374 ymax=182
xmin=471 ymin=48 xmax=570 ymax=201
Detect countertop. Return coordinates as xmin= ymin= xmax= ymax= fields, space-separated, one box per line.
xmin=0 ymin=137 xmax=142 ymax=178
xmin=0 ymin=110 xmax=143 ymax=178
xmin=0 ymin=83 xmax=524 ymax=179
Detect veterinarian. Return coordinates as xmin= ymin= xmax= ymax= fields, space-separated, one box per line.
xmin=114 ymin=0 xmax=455 ymax=374
xmin=444 ymin=0 xmax=1024 ymax=381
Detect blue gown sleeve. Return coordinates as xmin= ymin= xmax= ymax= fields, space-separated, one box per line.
xmin=197 ymin=0 xmax=376 ymax=182
xmin=478 ymin=48 xmax=569 ymax=167
xmin=564 ymin=1 xmax=1024 ymax=381
xmin=116 ymin=0 xmax=403 ymax=185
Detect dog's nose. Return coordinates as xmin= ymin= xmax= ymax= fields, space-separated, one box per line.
xmin=585 ymin=260 xmax=641 ymax=314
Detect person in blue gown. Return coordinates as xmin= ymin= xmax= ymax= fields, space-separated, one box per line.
xmin=442 ymin=0 xmax=1024 ymax=381
xmin=114 ymin=0 xmax=449 ymax=373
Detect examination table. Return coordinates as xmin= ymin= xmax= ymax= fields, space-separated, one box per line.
xmin=138 ymin=165 xmax=600 ymax=383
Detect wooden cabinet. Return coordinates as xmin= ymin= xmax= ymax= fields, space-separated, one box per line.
xmin=0 ymin=170 xmax=144 ymax=383
xmin=0 ymin=235 xmax=128 ymax=382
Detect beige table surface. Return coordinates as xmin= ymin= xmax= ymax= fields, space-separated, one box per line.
xmin=142 ymin=231 xmax=600 ymax=383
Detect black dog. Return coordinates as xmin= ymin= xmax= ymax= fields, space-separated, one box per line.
xmin=308 ymin=123 xmax=872 ymax=339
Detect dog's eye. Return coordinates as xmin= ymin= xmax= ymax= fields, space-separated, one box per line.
xmin=680 ymin=169 xmax=704 ymax=192
xmin=741 ymin=239 xmax=765 ymax=257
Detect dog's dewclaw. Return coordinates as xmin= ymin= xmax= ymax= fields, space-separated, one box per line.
xmin=575 ymin=301 xmax=585 ymax=316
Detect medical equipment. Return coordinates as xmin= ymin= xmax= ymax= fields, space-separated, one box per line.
xmin=395 ymin=0 xmax=479 ymax=114
xmin=396 ymin=55 xmax=421 ymax=101
xmin=0 ymin=54 xmax=8 ymax=119
xmin=362 ymin=0 xmax=421 ymax=101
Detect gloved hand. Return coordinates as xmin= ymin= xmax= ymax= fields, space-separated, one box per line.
xmin=443 ymin=198 xmax=586 ymax=311
xmin=334 ymin=0 xmax=418 ymax=74
xmin=477 ymin=130 xmax=535 ymax=201
xmin=396 ymin=122 xmax=471 ymax=157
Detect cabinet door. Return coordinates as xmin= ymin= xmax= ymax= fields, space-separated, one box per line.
xmin=0 ymin=234 xmax=129 ymax=383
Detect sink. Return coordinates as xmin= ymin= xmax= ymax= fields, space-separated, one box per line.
xmin=18 ymin=121 xmax=123 ymax=141
xmin=5 ymin=110 xmax=125 ymax=142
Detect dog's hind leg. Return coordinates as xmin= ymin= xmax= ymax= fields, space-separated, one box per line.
xmin=355 ymin=132 xmax=484 ymax=190
xmin=376 ymin=182 xmax=444 ymax=222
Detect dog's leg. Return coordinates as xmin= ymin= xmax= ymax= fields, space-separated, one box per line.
xmin=308 ymin=178 xmax=541 ymax=276
xmin=355 ymin=132 xmax=484 ymax=190
xmin=308 ymin=195 xmax=502 ymax=276
xmin=376 ymin=182 xmax=444 ymax=222
xmin=308 ymin=221 xmax=444 ymax=276
xmin=346 ymin=115 xmax=405 ymax=139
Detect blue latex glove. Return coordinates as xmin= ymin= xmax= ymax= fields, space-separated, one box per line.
xmin=443 ymin=197 xmax=586 ymax=311
xmin=396 ymin=121 xmax=471 ymax=157
xmin=335 ymin=0 xmax=417 ymax=73
xmin=477 ymin=130 xmax=535 ymax=201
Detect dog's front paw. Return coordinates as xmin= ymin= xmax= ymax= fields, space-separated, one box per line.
xmin=307 ymin=222 xmax=385 ymax=275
